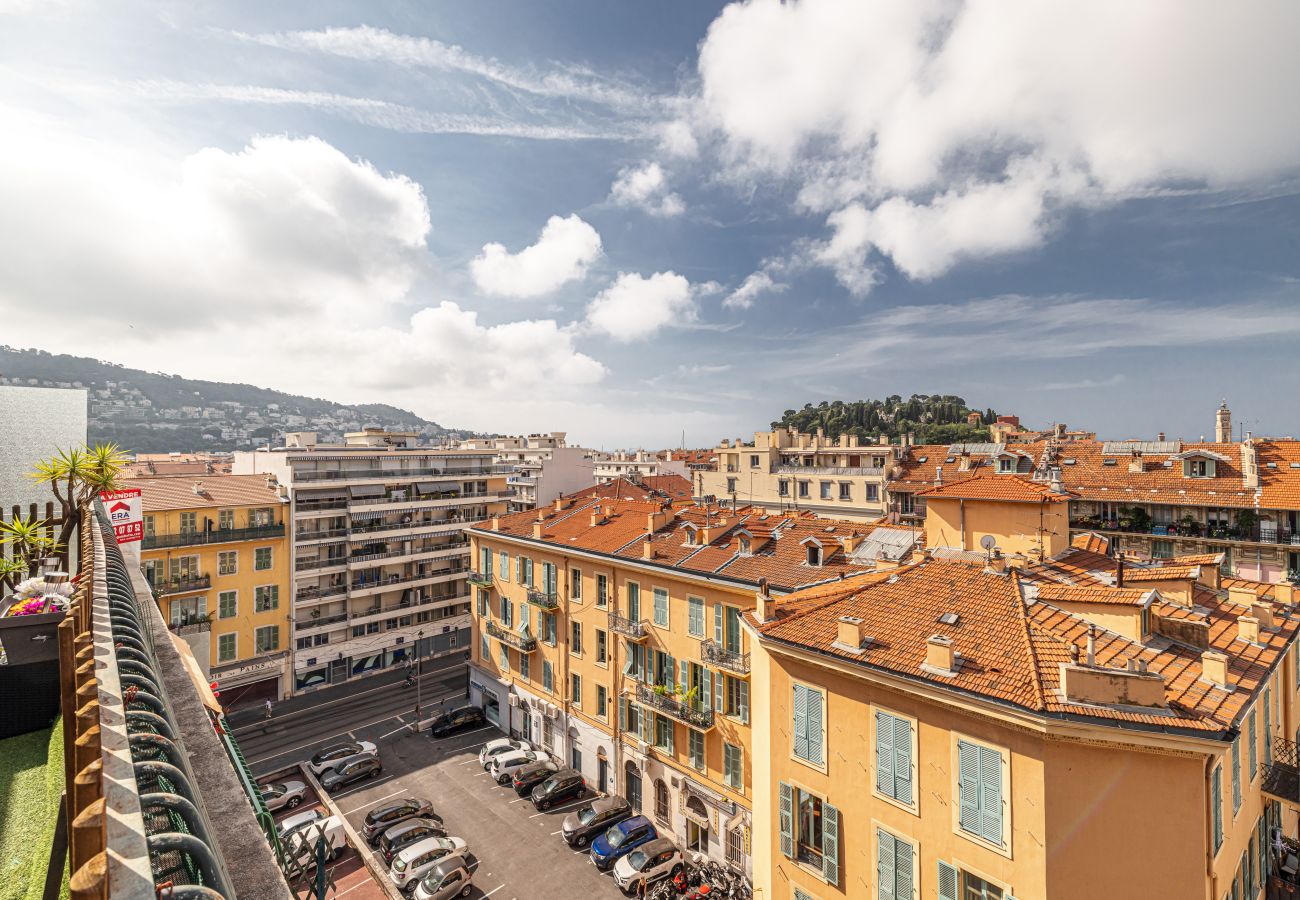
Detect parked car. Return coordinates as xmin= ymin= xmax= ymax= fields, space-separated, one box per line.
xmin=529 ymin=768 xmax=586 ymax=811
xmin=259 ymin=780 xmax=306 ymax=812
xmin=320 ymin=753 xmax=381 ymax=793
xmin=562 ymin=796 xmax=633 ymax=849
xmin=379 ymin=818 xmax=447 ymax=864
xmin=428 ymin=705 xmax=486 ymax=738
xmin=282 ymin=815 xmax=347 ymax=869
xmin=307 ymin=740 xmax=378 ymax=777
xmin=412 ymin=858 xmax=473 ymax=900
xmin=478 ymin=737 xmax=530 ymax=770
xmin=612 ymin=838 xmax=683 ymax=894
xmin=488 ymin=749 xmax=550 ymax=785
xmin=389 ymin=836 xmax=469 ymax=892
xmin=363 ymin=798 xmax=437 ymax=845
xmin=591 ymin=816 xmax=658 ymax=872
xmin=276 ymin=808 xmax=325 ymax=842
xmin=511 ymin=759 xmax=560 ymax=796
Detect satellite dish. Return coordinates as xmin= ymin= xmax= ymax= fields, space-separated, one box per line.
xmin=979 ymin=535 xmax=997 ymax=551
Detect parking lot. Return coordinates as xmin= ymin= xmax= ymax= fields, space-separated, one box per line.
xmin=326 ymin=723 xmax=629 ymax=900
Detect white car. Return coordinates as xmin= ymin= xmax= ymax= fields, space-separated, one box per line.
xmin=389 ymin=836 xmax=469 ymax=892
xmin=307 ymin=740 xmax=378 ymax=777
xmin=477 ymin=737 xmax=530 ymax=770
xmin=488 ymin=749 xmax=550 ymax=785
xmin=283 ymin=815 xmax=347 ymax=869
xmin=276 ymin=808 xmax=325 ymax=841
xmin=259 ymin=780 xmax=306 ymax=812
xmin=612 ymin=838 xmax=683 ymax=895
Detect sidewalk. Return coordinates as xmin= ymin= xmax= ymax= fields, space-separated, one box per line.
xmin=225 ymin=651 xmax=468 ymax=728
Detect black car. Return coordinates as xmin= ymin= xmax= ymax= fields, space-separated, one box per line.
xmin=320 ymin=753 xmax=381 ymax=793
xmin=561 ymin=796 xmax=632 ymax=848
xmin=530 ymin=768 xmax=586 ymax=811
xmin=362 ymin=797 xmax=436 ymax=845
xmin=378 ymin=817 xmax=446 ymax=863
xmin=428 ymin=705 xmax=487 ymax=738
xmin=511 ymin=759 xmax=559 ymax=796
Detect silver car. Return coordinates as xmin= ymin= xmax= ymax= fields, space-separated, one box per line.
xmin=412 ymin=858 xmax=473 ymax=900
xmin=259 ymin=780 xmax=306 ymax=812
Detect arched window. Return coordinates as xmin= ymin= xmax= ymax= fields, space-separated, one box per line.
xmin=654 ymin=779 xmax=671 ymax=825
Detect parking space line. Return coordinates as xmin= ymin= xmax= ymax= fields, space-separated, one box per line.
xmin=528 ymin=798 xmax=587 ymax=818
xmin=550 ymin=829 xmax=563 ymax=836
xmin=330 ymin=774 xmax=396 ymax=800
xmin=246 ymin=712 xmax=405 ymax=766
xmin=508 ymin=797 xmax=528 ymax=804
xmin=480 ymin=886 xmax=505 ymax=898
xmin=429 ymin=725 xmax=497 ymax=753
xmin=378 ymin=723 xmax=410 ymax=739
xmin=340 ymin=788 xmax=406 ymax=816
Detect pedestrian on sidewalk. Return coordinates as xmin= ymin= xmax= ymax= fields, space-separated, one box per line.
xmin=264 ymin=698 xmax=273 ymax=719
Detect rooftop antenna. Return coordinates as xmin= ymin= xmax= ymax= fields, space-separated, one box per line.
xmin=980 ymin=534 xmax=997 ymax=564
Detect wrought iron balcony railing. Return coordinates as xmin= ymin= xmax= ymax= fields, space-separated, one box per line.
xmin=154 ymin=574 xmax=212 ymax=595
xmin=701 ymin=640 xmax=751 ymax=675
xmin=485 ymin=619 xmax=537 ymax=652
xmin=636 ymin=683 xmax=714 ymax=729
xmin=527 ymin=587 xmax=560 ymax=609
xmin=1262 ymin=737 xmax=1300 ymax=805
xmin=467 ymin=571 xmax=495 ymax=587
xmin=607 ymin=611 xmax=649 ymax=639
xmin=142 ymin=523 xmax=285 ymax=550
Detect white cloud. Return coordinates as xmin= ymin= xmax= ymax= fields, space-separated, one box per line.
xmin=585 ymin=271 xmax=696 ymax=342
xmin=723 ymin=271 xmax=787 ymax=310
xmin=695 ymin=0 xmax=1300 ymax=290
xmin=658 ymin=120 xmax=700 ymax=159
xmin=609 ymin=162 xmax=686 ymax=217
xmin=470 ymin=214 xmax=603 ymax=299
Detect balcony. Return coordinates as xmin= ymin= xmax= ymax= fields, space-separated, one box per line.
xmin=153 ymin=573 xmax=212 ymax=595
xmin=142 ymin=522 xmax=285 ymax=550
xmin=295 ymin=527 xmax=349 ymax=543
xmin=468 ymin=571 xmax=495 ymax=587
xmin=528 ymin=587 xmax=560 ymax=609
xmin=1069 ymin=517 xmax=1300 ymax=547
xmin=295 ymin=556 xmax=348 ymax=571
xmin=608 ymin=611 xmax=649 ymax=640
xmin=294 ymin=497 xmax=348 ymax=512
xmin=295 ymin=611 xmax=349 ymax=632
xmin=776 ymin=464 xmax=885 ymax=477
xmin=349 ymin=517 xmax=472 ymax=538
xmin=636 ymin=683 xmax=714 ymax=729
xmin=350 ymin=567 xmax=467 ymax=596
xmin=486 ymin=619 xmax=537 ymax=652
xmin=701 ymin=640 xmax=751 ymax=675
xmin=293 ymin=464 xmax=514 ymax=482
xmin=295 ymin=583 xmax=347 ymax=602
xmin=1263 ymin=738 xmax=1300 ymax=806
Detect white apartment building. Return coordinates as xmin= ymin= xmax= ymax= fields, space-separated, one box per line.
xmin=235 ymin=428 xmax=510 ymax=693
xmin=591 ymin=449 xmax=689 ymax=485
xmin=451 ymin=432 xmax=597 ymax=513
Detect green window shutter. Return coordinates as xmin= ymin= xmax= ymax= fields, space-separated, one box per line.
xmin=821 ymin=801 xmax=839 ymax=885
xmin=778 ymin=782 xmax=793 ymax=858
xmin=738 ymin=680 xmax=749 ymax=724
xmin=701 ymin=667 xmax=712 ymax=709
xmin=876 ymin=711 xmax=895 ymax=796
xmin=895 ymin=837 xmax=913 ymax=899
xmin=894 ymin=716 xmax=913 ymax=804
xmin=654 ymin=588 xmax=668 ymax=626
xmin=957 ymin=740 xmax=981 ymax=835
xmin=937 ymin=861 xmax=959 ymax=900
xmin=619 ymin=698 xmax=627 ymax=732
xmin=688 ymin=596 xmax=704 ymax=636
xmin=714 ymin=672 xmax=724 ymax=712
xmin=1265 ymin=692 xmax=1273 ymax=765
xmin=516 ymin=556 xmax=523 ymax=581
xmin=1249 ymin=709 xmax=1258 ymax=779
xmin=877 ymin=828 xmax=896 ymax=900
xmin=979 ymin=745 xmax=1003 ymax=845
xmin=1212 ymin=765 xmax=1223 ymax=851
xmin=1232 ymin=737 xmax=1242 ymax=812
xmin=714 ymin=603 xmax=723 ymax=644
xmin=806 ymin=688 xmax=824 ymax=765
xmin=678 ymin=659 xmax=688 ymax=695
xmin=792 ymin=684 xmax=809 ymax=760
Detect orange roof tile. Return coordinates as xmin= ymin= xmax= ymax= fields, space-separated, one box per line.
xmin=916 ymin=474 xmax=1073 ymax=503
xmin=122 ymin=474 xmax=283 ymax=512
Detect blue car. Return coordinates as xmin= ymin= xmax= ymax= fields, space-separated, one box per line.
xmin=590 ymin=815 xmax=657 ymax=872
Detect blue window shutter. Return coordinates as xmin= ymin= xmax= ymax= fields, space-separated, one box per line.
xmin=979 ymin=745 xmax=1003 ymax=845
xmin=739 ymin=680 xmax=750 ymax=724
xmin=822 ymin=801 xmax=839 ymax=885
xmin=895 ymin=835 xmax=913 ymax=899
xmin=619 ymin=698 xmax=627 ymax=731
xmin=778 ymin=782 xmax=793 ymax=858
xmin=1211 ymin=765 xmax=1223 ymax=851
xmin=937 ymin=861 xmax=958 ymax=900
xmin=702 ymin=667 xmax=712 ymax=709
xmin=957 ymin=740 xmax=981 ymax=835
xmin=792 ymin=684 xmax=808 ymax=760
xmin=807 ymin=688 xmax=824 ymax=764
xmin=1232 ymin=737 xmax=1242 ymax=812
xmin=876 ymin=828 xmax=895 ymax=900
xmin=1265 ymin=693 xmax=1273 ymax=765
xmin=876 ymin=711 xmax=895 ymax=796
xmin=679 ymin=659 xmax=688 ymax=694
xmin=714 ymin=603 xmax=723 ymax=644
xmin=894 ymin=716 xmax=913 ymax=805
xmin=1249 ymin=710 xmax=1258 ymax=778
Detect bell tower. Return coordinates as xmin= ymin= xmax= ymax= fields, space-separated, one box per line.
xmin=1215 ymin=400 xmax=1232 ymax=443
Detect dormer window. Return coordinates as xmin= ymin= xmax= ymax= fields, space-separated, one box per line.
xmin=998 ymin=457 xmax=1015 ymax=473
xmin=806 ymin=543 xmax=822 ymax=567
xmin=739 ymin=535 xmax=752 ymax=556
xmin=1188 ymin=459 xmax=1210 ymax=478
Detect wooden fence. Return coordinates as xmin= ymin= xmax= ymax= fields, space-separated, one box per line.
xmin=1 ymin=500 xmax=70 ymax=575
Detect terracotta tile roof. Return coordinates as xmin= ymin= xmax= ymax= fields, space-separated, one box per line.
xmin=122 ymin=474 xmax=283 ymax=512
xmin=1070 ymin=532 xmax=1112 ymax=554
xmin=1122 ymin=565 xmax=1201 ymax=583
xmin=1031 ymin=584 xmax=1153 ymax=606
xmin=1159 ymin=553 xmax=1225 ymax=567
xmin=568 ymin=474 xmax=695 ymax=505
xmin=1256 ymin=441 xmax=1300 ymax=508
xmin=1045 ymin=440 xmax=1258 ymax=509
xmin=916 ymin=474 xmax=1073 ymax=503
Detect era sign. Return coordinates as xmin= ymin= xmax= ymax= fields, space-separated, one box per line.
xmin=100 ymin=489 xmax=143 ymax=544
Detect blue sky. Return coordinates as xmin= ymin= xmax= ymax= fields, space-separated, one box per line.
xmin=1 ymin=0 xmax=1298 ymax=447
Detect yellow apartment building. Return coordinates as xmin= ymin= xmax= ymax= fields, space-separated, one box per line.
xmin=700 ymin=428 xmax=892 ymax=521
xmin=127 ymin=473 xmax=291 ymax=707
xmin=466 ymin=485 xmax=919 ymax=882
xmin=749 ymin=479 xmax=1300 ymax=900
xmin=916 ymin=474 xmax=1074 ymax=561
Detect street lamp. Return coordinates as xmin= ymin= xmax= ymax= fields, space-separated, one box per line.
xmin=415 ymin=629 xmax=425 ymax=720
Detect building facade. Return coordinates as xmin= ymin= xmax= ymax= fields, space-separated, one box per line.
xmin=234 ymin=428 xmax=510 ymax=693
xmin=450 ymin=432 xmax=596 ymax=512
xmin=700 ymin=428 xmax=891 ymax=522
xmin=592 ymin=449 xmax=690 ymax=484
xmin=128 ymin=473 xmax=292 ymax=706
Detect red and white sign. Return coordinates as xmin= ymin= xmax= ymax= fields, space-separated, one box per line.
xmin=100 ymin=488 xmax=143 ymax=544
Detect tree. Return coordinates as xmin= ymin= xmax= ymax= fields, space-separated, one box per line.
xmin=30 ymin=442 xmax=130 ymax=566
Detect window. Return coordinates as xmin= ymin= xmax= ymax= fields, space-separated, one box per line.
xmin=297 ymin=637 xmax=311 ymax=650
xmin=998 ymin=457 xmax=1014 ymax=474
xmin=875 ymin=828 xmax=914 ymax=900
xmin=218 ymin=551 xmax=237 ymax=575
xmin=778 ymin=784 xmax=839 ymax=885
xmin=144 ymin=515 xmax=156 ymax=538
xmin=254 ymin=625 xmax=280 ymax=652
xmin=1190 ymin=459 xmax=1210 ymax=477
xmin=1232 ymin=735 xmax=1242 ymax=813
xmin=499 ymin=644 xmax=510 ymax=672
xmin=628 ymin=582 xmax=641 ymax=620
xmin=571 ymin=673 xmax=582 ymax=707
xmin=750 ymin=454 xmax=760 ymax=468
xmin=865 ymin=484 xmax=879 ymax=502
xmin=597 ymin=574 xmax=608 ymax=607
xmin=779 ymin=480 xmax=789 ymax=497
xmin=654 ymin=715 xmax=674 ymax=752
xmin=724 ymin=674 xmax=749 ymax=723
xmin=179 ymin=511 xmax=197 ymax=534
xmin=724 ymin=742 xmax=743 ymax=790
xmin=571 ymin=621 xmax=583 ymax=654
xmin=655 ymin=780 xmax=671 ymax=824
xmin=1212 ymin=765 xmax=1223 ymax=853
xmin=944 ymin=868 xmax=1003 ymax=900
xmin=254 ymin=585 xmax=279 ymax=612
xmin=838 ymin=483 xmax=851 ymax=500
xmin=820 ymin=482 xmax=832 ymax=500
xmin=1152 ymin=539 xmax=1174 ymax=559
xmin=571 ymin=569 xmax=582 ymax=600
xmin=249 ymin=508 xmax=274 ymax=528
xmin=479 ymin=546 xmax=493 ymax=576
xmin=518 ymin=651 xmax=530 ymax=680
xmin=543 ymin=612 xmax=557 ymax=646
xmin=218 ymin=591 xmax=237 ymax=619
xmin=689 ymin=729 xmax=705 ymax=770
xmin=596 ymin=629 xmax=607 ymax=664
xmin=501 ymin=598 xmax=514 ymax=628
xmin=792 ymin=683 xmax=825 ymax=766
xmin=875 ymin=711 xmax=914 ymax=806
xmin=543 ymin=660 xmax=554 ymax=692
xmin=956 ymin=739 xmax=1004 ymax=847
xmin=254 ymin=547 xmax=272 ymax=570
xmin=798 ymin=481 xmax=810 ymax=498
xmin=217 ymin=633 xmax=237 ymax=662
xmin=481 ymin=633 xmax=489 ymax=660
xmin=727 ymin=828 xmax=744 ymax=868
xmin=499 ymin=551 xmax=509 ymax=581
xmin=477 ymin=589 xmax=489 ymax=617
xmin=596 ymin=685 xmax=607 ymax=719
xmin=313 ymin=633 xmax=328 ymax=647
xmin=653 ymin=587 xmax=669 ymax=627
xmin=688 ymin=596 xmax=705 ymax=636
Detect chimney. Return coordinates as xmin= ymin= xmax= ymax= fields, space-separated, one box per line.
xmin=1128 ymin=451 xmax=1144 ymax=474
xmin=1157 ymin=431 xmax=1166 ymax=442
xmin=532 ymin=521 xmax=544 ymax=539
xmin=1055 ymin=422 xmax=1067 ymax=439
xmin=835 ymin=616 xmax=865 ymax=650
xmin=1115 ymin=558 xmax=1124 ymax=588
xmin=1241 ymin=440 xmax=1260 ymax=490
xmin=192 ymin=480 xmax=204 ymax=495
xmin=926 ymin=635 xmax=956 ymax=673
xmin=590 ymin=506 xmax=601 ymax=527
xmin=1238 ymin=615 xmax=1260 ymax=644
xmin=554 ymin=496 xmax=565 ymax=512
xmin=490 ymin=516 xmax=501 ymax=532
xmin=755 ymin=577 xmax=770 ymax=623
xmin=1201 ymin=650 xmax=1229 ymax=686
xmin=935 ymin=465 xmax=944 ymax=485
xmin=1050 ymin=468 xmax=1065 ymax=494
xmin=987 ymin=550 xmax=1007 ymax=575
xmin=1086 ymin=624 xmax=1098 ymax=665
xmin=1251 ymin=601 xmax=1276 ymax=631
xmin=642 ymin=540 xmax=655 ymax=560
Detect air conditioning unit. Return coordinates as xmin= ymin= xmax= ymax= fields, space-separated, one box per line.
xmin=546 ymin=704 xmax=560 ymax=719
xmin=671 ymin=776 xmax=682 ymax=790
xmin=638 ymin=740 xmax=650 ymax=756
xmin=508 ymin=695 xmax=520 ymax=708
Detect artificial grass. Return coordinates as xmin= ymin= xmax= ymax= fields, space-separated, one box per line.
xmin=0 ymin=721 xmax=67 ymax=900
